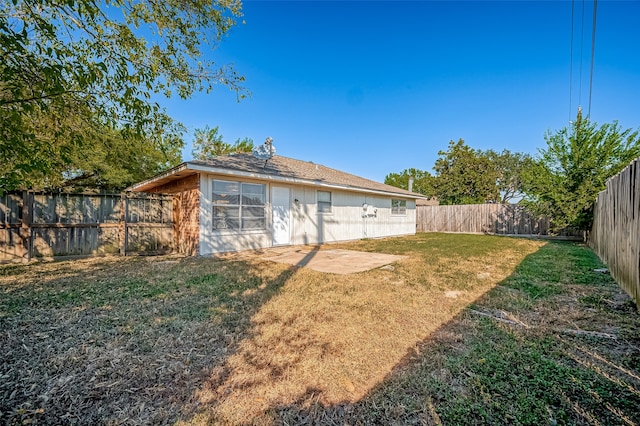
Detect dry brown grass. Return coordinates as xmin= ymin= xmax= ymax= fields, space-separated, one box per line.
xmin=3 ymin=234 xmax=637 ymax=425
xmin=1 ymin=254 xmax=295 ymax=424
xmin=186 ymin=238 xmax=543 ymax=424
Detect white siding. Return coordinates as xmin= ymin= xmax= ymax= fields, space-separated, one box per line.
xmin=291 ymin=186 xmax=319 ymax=245
xmin=288 ymin=188 xmax=416 ymax=245
xmin=198 ymin=174 xmax=416 ymax=255
xmin=290 ymin=191 xmax=415 ymax=245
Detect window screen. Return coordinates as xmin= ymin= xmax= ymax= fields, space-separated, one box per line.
xmin=213 ymin=180 xmax=266 ymax=230
xmin=391 ymin=199 xmax=407 ymax=215
xmin=317 ymin=190 xmax=332 ymax=213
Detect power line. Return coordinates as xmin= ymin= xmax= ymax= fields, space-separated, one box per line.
xmin=569 ymin=0 xmax=597 ymax=120
xmin=569 ymin=0 xmax=575 ymax=121
xmin=579 ymin=0 xmax=585 ymax=108
xmin=588 ymin=0 xmax=598 ymax=118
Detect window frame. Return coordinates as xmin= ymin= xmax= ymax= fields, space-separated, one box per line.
xmin=317 ymin=190 xmax=332 ymax=214
xmin=212 ymin=179 xmax=266 ymax=231
xmin=391 ymin=199 xmax=407 ymax=215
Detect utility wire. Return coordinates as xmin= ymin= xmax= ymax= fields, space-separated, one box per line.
xmin=579 ymin=0 xmax=585 ymax=108
xmin=588 ymin=0 xmax=598 ymax=118
xmin=569 ymin=0 xmax=575 ymax=121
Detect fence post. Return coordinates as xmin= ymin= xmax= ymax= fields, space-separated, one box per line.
xmin=119 ymin=194 xmax=127 ymax=256
xmin=19 ymin=191 xmax=32 ymax=261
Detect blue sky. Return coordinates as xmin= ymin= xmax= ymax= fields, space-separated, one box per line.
xmin=163 ymin=0 xmax=640 ymax=183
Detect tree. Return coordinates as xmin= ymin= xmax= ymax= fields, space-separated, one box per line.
xmin=486 ymin=149 xmax=534 ymax=204
xmin=384 ymin=168 xmax=435 ymax=196
xmin=192 ymin=125 xmax=253 ymax=160
xmin=1 ymin=0 xmax=245 ymax=192
xmin=1 ymin=103 xmax=185 ymax=192
xmin=522 ymin=109 xmax=640 ymax=231
xmin=61 ymin=121 xmax=185 ymax=191
xmin=0 ymin=93 xmax=185 ymax=192
xmin=433 ymin=139 xmax=500 ymax=205
xmin=231 ymin=137 xmax=255 ymax=154
xmin=384 ymin=141 xmax=531 ymax=205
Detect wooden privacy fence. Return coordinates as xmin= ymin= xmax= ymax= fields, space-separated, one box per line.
xmin=0 ymin=192 xmax=174 ymax=262
xmin=590 ymin=158 xmax=640 ymax=308
xmin=416 ymin=203 xmax=551 ymax=235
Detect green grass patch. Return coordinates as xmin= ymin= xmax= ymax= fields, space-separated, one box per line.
xmin=431 ymin=320 xmax=640 ymax=425
xmin=501 ymin=241 xmax=616 ymax=299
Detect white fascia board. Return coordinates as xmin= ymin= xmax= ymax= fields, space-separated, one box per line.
xmin=188 ymin=163 xmax=422 ymax=200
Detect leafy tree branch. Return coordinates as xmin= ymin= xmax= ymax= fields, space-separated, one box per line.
xmin=1 ymin=0 xmax=246 ymax=192
xmin=192 ymin=125 xmax=253 ymax=160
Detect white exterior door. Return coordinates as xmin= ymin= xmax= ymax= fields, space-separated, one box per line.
xmin=271 ymin=186 xmax=291 ymax=246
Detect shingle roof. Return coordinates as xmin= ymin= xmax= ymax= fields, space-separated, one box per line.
xmin=187 ymin=154 xmax=423 ymax=198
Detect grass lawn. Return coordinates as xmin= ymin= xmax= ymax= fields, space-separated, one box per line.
xmin=1 ymin=233 xmax=639 ymax=425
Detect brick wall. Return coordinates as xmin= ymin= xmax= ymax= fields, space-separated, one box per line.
xmin=147 ymin=174 xmax=200 ymax=256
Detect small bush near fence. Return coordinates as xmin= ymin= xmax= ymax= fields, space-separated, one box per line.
xmin=0 ymin=192 xmax=173 ymax=262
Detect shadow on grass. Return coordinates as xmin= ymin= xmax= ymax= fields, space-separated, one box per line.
xmin=0 ymin=248 xmax=320 ymax=425
xmin=265 ymin=242 xmax=640 ymax=425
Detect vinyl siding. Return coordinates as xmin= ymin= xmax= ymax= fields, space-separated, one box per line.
xmin=198 ymin=174 xmax=416 ymax=255
xmin=290 ymin=190 xmax=415 ymax=245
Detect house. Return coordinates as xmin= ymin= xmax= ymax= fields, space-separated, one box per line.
xmin=128 ymin=153 xmax=427 ymax=256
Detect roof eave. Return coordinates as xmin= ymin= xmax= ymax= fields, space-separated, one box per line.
xmin=186 ymin=162 xmax=424 ymax=199
xmin=128 ymin=161 xmax=427 ymax=199
xmin=125 ymin=163 xmax=190 ymax=192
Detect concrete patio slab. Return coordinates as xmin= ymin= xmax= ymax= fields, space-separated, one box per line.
xmin=263 ymin=247 xmax=407 ymax=275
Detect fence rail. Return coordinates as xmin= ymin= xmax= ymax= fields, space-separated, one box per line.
xmin=416 ymin=203 xmax=552 ymax=235
xmin=0 ymin=191 xmax=174 ymax=262
xmin=590 ymin=158 xmax=640 ymax=308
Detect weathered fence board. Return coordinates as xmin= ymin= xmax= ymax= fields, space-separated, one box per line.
xmin=590 ymin=158 xmax=640 ymax=308
xmin=124 ymin=193 xmax=173 ymax=254
xmin=416 ymin=204 xmax=551 ymax=235
xmin=0 ymin=192 xmax=174 ymax=262
xmin=0 ymin=192 xmax=22 ymax=260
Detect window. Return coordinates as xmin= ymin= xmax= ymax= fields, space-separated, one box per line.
xmin=317 ymin=190 xmax=332 ymax=213
xmin=213 ymin=180 xmax=266 ymax=230
xmin=391 ymin=199 xmax=407 ymax=215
